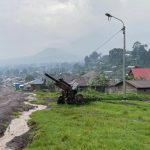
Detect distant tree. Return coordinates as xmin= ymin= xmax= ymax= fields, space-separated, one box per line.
xmin=94 ymin=75 xmax=109 ymax=87
xmin=84 ymin=56 xmax=89 ymax=66
xmin=25 ymin=74 xmax=34 ymax=82
xmin=109 ymin=48 xmax=123 ymax=66
xmin=126 ymin=75 xmax=134 ymax=80
xmin=101 ymin=55 xmax=109 ymax=64
xmin=132 ymin=41 xmax=141 ymax=49
xmin=84 ymin=51 xmax=100 ymax=67
xmin=90 ymin=51 xmax=99 ymax=60
xmin=131 ymin=41 xmax=150 ymax=67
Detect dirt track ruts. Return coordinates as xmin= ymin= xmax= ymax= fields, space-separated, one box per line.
xmin=0 ymin=85 xmax=29 ymax=137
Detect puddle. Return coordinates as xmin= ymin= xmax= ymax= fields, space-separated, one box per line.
xmin=0 ymin=101 xmax=46 ymax=150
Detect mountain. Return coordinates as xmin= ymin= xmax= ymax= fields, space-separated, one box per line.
xmin=32 ymin=48 xmax=82 ymax=63
xmin=0 ymin=48 xmax=82 ymax=66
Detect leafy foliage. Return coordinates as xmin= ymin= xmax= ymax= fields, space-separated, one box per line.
xmin=91 ymin=75 xmax=109 ymax=86
xmin=109 ymin=48 xmax=123 ymax=66
xmin=131 ymin=41 xmax=150 ymax=67
xmin=84 ymin=51 xmax=100 ymax=67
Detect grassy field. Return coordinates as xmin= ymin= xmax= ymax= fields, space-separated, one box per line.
xmin=25 ymin=92 xmax=150 ymax=150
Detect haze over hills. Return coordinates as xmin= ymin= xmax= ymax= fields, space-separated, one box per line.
xmin=33 ymin=48 xmax=82 ymax=63
xmin=0 ymin=48 xmax=83 ymax=66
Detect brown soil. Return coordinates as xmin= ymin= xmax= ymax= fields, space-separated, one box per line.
xmin=0 ymin=85 xmax=35 ymax=150
xmin=6 ymin=131 xmax=30 ymax=150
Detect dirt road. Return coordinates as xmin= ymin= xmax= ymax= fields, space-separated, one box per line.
xmin=0 ymin=85 xmax=29 ymax=137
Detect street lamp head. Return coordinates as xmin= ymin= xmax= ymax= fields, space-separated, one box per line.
xmin=105 ymin=13 xmax=112 ymax=17
xmin=105 ymin=13 xmax=112 ymax=20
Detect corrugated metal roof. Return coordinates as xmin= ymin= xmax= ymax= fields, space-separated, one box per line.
xmin=30 ymin=79 xmax=45 ymax=85
xmin=131 ymin=68 xmax=150 ymax=80
xmin=24 ymin=79 xmax=45 ymax=85
xmin=111 ymin=80 xmax=150 ymax=89
xmin=127 ymin=80 xmax=150 ymax=88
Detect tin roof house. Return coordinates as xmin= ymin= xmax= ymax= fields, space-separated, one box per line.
xmin=106 ymin=80 xmax=150 ymax=94
xmin=24 ymin=79 xmax=46 ymax=91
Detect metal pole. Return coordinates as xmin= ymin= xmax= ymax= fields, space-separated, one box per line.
xmin=122 ymin=26 xmax=126 ymax=100
xmin=105 ymin=13 xmax=126 ymax=99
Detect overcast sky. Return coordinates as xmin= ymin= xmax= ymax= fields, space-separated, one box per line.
xmin=0 ymin=0 xmax=150 ymax=59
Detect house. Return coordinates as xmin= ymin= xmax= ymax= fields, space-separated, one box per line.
xmin=75 ymin=71 xmax=105 ymax=92
xmin=129 ymin=68 xmax=150 ymax=80
xmin=24 ymin=79 xmax=46 ymax=91
xmin=81 ymin=70 xmax=97 ymax=83
xmin=45 ymin=71 xmax=105 ymax=92
xmin=106 ymin=80 xmax=150 ymax=94
xmin=55 ymin=71 xmax=99 ymax=91
xmin=76 ymin=77 xmax=105 ymax=92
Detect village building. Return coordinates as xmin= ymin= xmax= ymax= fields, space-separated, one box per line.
xmin=75 ymin=76 xmax=105 ymax=92
xmin=23 ymin=79 xmax=46 ymax=91
xmin=45 ymin=71 xmax=106 ymax=92
xmin=107 ymin=80 xmax=150 ymax=94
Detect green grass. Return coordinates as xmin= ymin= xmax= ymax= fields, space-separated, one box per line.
xmin=80 ymin=90 xmax=150 ymax=101
xmin=29 ymin=92 xmax=60 ymax=105
xmin=35 ymin=91 xmax=60 ymax=99
xmin=25 ymin=92 xmax=150 ymax=150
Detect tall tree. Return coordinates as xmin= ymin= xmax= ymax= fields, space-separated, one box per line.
xmin=94 ymin=75 xmax=109 ymax=87
xmin=131 ymin=41 xmax=149 ymax=67
xmin=84 ymin=51 xmax=100 ymax=68
xmin=109 ymin=48 xmax=123 ymax=66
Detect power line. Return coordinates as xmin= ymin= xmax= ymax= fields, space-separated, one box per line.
xmin=93 ymin=29 xmax=122 ymax=52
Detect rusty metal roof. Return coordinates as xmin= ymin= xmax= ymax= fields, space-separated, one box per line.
xmin=131 ymin=68 xmax=150 ymax=80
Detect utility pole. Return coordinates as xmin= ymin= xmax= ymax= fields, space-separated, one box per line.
xmin=105 ymin=13 xmax=126 ymax=99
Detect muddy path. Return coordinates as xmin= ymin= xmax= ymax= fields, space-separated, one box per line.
xmin=0 ymin=85 xmax=31 ymax=137
xmin=0 ymin=102 xmax=46 ymax=150
xmin=0 ymin=84 xmax=47 ymax=149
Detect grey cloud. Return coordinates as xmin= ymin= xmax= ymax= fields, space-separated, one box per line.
xmin=0 ymin=0 xmax=150 ymax=59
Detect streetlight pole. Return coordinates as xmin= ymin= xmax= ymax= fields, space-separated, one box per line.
xmin=105 ymin=13 xmax=126 ymax=99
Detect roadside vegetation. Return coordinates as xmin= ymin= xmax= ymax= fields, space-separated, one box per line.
xmin=25 ymin=91 xmax=150 ymax=150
